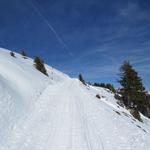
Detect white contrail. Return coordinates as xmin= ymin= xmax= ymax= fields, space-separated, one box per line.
xmin=29 ymin=0 xmax=69 ymax=50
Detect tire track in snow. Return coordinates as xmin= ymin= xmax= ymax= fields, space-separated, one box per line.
xmin=44 ymin=79 xmax=74 ymax=150
xmin=70 ymin=80 xmax=105 ymax=150
xmin=79 ymin=87 xmax=105 ymax=150
xmin=42 ymin=81 xmax=68 ymax=150
xmin=66 ymin=82 xmax=74 ymax=150
xmin=69 ymin=80 xmax=93 ymax=150
xmin=76 ymin=94 xmax=93 ymax=150
xmin=43 ymin=88 xmax=68 ymax=150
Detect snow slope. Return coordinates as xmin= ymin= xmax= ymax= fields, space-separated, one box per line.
xmin=0 ymin=48 xmax=150 ymax=150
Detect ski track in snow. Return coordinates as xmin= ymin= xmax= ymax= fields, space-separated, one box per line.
xmin=1 ymin=78 xmax=150 ymax=150
xmin=2 ymin=79 xmax=106 ymax=150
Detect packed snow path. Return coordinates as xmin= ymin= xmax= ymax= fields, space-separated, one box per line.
xmin=2 ymin=79 xmax=105 ymax=150
xmin=1 ymin=78 xmax=150 ymax=150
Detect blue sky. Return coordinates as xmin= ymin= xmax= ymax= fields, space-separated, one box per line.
xmin=0 ymin=0 xmax=150 ymax=88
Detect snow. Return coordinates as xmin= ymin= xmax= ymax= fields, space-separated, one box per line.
xmin=0 ymin=48 xmax=150 ymax=150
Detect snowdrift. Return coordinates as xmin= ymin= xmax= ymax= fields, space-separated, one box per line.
xmin=0 ymin=48 xmax=150 ymax=150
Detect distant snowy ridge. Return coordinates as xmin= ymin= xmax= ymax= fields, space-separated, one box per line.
xmin=0 ymin=48 xmax=150 ymax=150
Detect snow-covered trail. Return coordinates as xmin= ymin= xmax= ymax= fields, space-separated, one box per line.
xmin=1 ymin=78 xmax=103 ymax=150
xmin=1 ymin=77 xmax=150 ymax=150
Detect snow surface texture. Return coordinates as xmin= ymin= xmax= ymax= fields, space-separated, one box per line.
xmin=0 ymin=48 xmax=150 ymax=150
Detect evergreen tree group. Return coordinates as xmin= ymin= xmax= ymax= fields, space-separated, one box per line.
xmin=93 ymin=83 xmax=116 ymax=93
xmin=34 ymin=56 xmax=48 ymax=76
xmin=118 ymin=61 xmax=149 ymax=119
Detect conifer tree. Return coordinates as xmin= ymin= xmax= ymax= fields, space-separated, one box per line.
xmin=106 ymin=84 xmax=116 ymax=93
xmin=21 ymin=50 xmax=27 ymax=58
xmin=118 ymin=61 xmax=148 ymax=114
xmin=79 ymin=74 xmax=86 ymax=85
xmin=10 ymin=51 xmax=15 ymax=57
xmin=34 ymin=56 xmax=48 ymax=76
